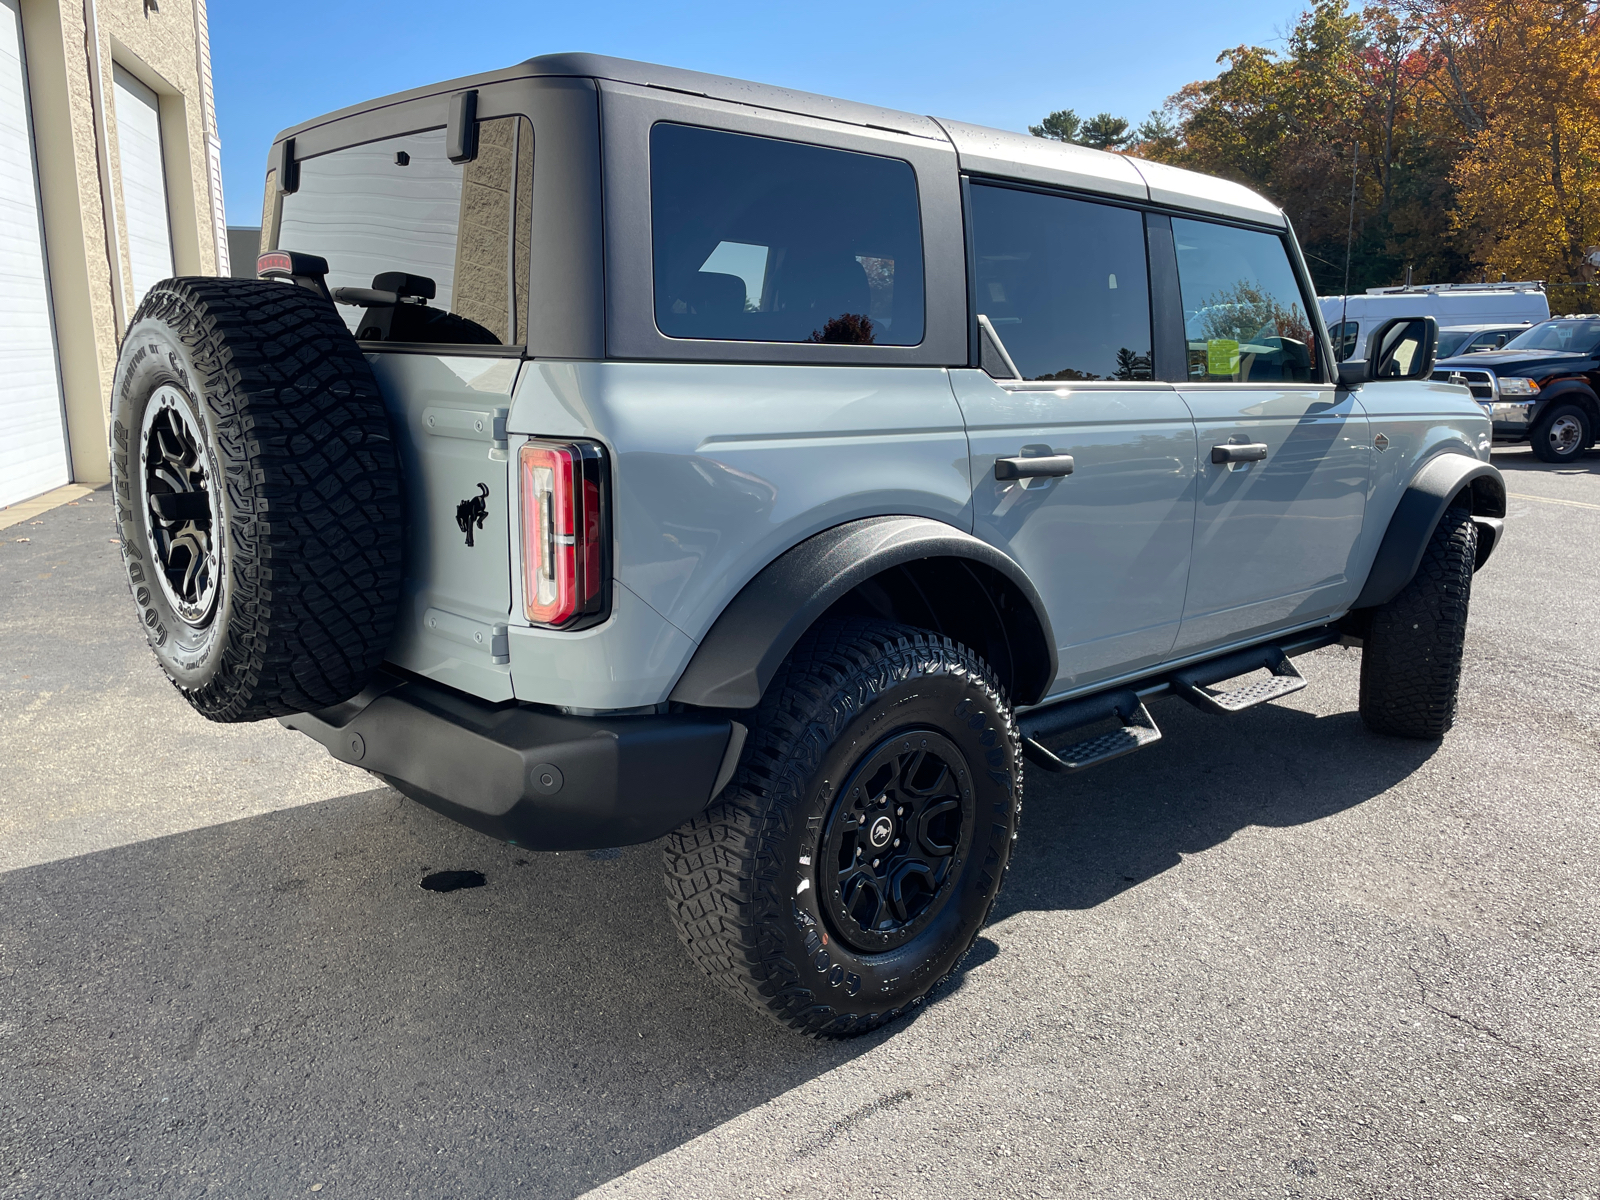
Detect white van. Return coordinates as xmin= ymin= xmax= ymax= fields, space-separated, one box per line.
xmin=1321 ymin=283 xmax=1549 ymax=361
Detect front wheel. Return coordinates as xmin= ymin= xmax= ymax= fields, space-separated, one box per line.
xmin=1529 ymin=402 xmax=1592 ymax=463
xmin=1358 ymin=507 xmax=1477 ymax=739
xmin=664 ymin=620 xmax=1021 ymax=1037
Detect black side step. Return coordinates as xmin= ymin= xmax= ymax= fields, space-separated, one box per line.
xmin=1020 ymin=689 xmax=1162 ymax=774
xmin=1170 ymin=644 xmax=1306 ymax=715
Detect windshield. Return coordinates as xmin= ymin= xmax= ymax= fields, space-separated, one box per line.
xmin=1502 ymin=319 xmax=1600 ymax=354
xmin=1436 ymin=330 xmax=1472 ymax=359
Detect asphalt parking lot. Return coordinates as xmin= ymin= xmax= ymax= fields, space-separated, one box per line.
xmin=2 ymin=446 xmax=1597 ymax=1200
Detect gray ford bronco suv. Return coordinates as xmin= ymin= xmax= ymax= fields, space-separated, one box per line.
xmin=110 ymin=54 xmax=1505 ymax=1037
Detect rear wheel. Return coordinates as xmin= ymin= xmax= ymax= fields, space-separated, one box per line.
xmin=110 ymin=278 xmax=403 ymax=721
xmin=1358 ymin=507 xmax=1477 ymax=739
xmin=664 ymin=620 xmax=1021 ymax=1037
xmin=1529 ymin=402 xmax=1592 ymax=463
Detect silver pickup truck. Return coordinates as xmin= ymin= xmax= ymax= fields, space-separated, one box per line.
xmin=108 ymin=54 xmax=1504 ymax=1037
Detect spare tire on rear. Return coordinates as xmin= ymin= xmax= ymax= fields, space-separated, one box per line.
xmin=110 ymin=277 xmax=403 ymax=722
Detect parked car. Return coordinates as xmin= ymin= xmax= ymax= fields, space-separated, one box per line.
xmin=1321 ymin=283 xmax=1549 ymax=362
xmin=108 ymin=54 xmax=1505 ymax=1038
xmin=1436 ymin=323 xmax=1532 ymax=359
xmin=1431 ymin=315 xmax=1600 ymax=462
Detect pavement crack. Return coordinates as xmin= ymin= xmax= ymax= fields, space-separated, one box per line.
xmin=1407 ymin=962 xmax=1529 ymax=1052
xmin=791 ymin=1088 xmax=914 ymax=1159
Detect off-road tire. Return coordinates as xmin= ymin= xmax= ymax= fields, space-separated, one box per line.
xmin=664 ymin=619 xmax=1022 ymax=1038
xmin=110 ymin=278 xmax=403 ymax=722
xmin=1358 ymin=506 xmax=1477 ymax=739
xmin=1529 ymin=401 xmax=1592 ymax=463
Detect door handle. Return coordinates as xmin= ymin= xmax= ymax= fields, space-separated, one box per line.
xmin=1211 ymin=443 xmax=1269 ymax=465
xmin=995 ymin=454 xmax=1075 ymax=480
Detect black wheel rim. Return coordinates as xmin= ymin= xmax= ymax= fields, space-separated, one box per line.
xmin=820 ymin=729 xmax=976 ymax=954
xmin=139 ymin=386 xmax=221 ymax=628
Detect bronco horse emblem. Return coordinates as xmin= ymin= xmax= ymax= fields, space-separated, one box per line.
xmin=456 ymin=483 xmax=489 ymax=547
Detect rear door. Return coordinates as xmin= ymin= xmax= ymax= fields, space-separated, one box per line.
xmin=273 ymin=116 xmax=533 ymax=700
xmin=958 ymin=184 xmax=1198 ymax=694
xmin=1169 ymin=217 xmax=1369 ymax=655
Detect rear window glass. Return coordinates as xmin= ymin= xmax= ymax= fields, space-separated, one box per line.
xmin=275 ymin=117 xmax=532 ymax=346
xmin=1173 ymin=218 xmax=1321 ymax=383
xmin=969 ymin=184 xmax=1153 ymax=382
xmin=650 ymin=123 xmax=924 ymax=346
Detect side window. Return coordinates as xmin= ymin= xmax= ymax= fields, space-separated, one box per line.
xmin=275 ymin=117 xmax=533 ymax=346
xmin=968 ymin=184 xmax=1152 ymax=382
xmin=650 ymin=123 xmax=924 ymax=346
xmin=1329 ymin=320 xmax=1360 ymax=362
xmin=1173 ymin=218 xmax=1322 ymax=383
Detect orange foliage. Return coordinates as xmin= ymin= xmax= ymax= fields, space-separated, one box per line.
xmin=1139 ymin=0 xmax=1600 ymax=293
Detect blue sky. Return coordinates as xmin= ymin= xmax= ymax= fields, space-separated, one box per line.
xmin=211 ymin=0 xmax=1310 ymax=227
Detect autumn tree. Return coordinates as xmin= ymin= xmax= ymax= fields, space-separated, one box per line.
xmin=1444 ymin=0 xmax=1600 ymax=294
xmin=1030 ymin=0 xmax=1600 ymax=295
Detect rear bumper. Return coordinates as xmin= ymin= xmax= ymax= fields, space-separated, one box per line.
xmin=280 ymin=673 xmax=738 ymax=851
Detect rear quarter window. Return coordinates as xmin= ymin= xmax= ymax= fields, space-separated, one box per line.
xmin=649 ymin=123 xmax=925 ymax=346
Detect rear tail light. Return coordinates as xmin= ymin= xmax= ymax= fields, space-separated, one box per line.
xmin=519 ymin=440 xmax=609 ymax=628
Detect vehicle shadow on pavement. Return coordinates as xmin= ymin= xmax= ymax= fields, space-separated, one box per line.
xmin=0 ymin=664 xmax=1431 ymax=1200
xmin=994 ymin=685 xmax=1437 ymax=920
xmin=0 ymin=791 xmax=885 ymax=1200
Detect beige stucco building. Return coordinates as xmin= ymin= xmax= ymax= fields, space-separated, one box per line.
xmin=2 ymin=0 xmax=227 ymax=510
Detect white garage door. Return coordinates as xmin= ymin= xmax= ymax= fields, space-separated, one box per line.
xmin=0 ymin=0 xmax=69 ymax=509
xmin=113 ymin=64 xmax=173 ymax=305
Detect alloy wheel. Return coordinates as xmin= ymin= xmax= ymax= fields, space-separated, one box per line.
xmin=139 ymin=386 xmax=222 ymax=628
xmin=820 ymin=729 xmax=976 ymax=954
xmin=1547 ymin=413 xmax=1584 ymax=458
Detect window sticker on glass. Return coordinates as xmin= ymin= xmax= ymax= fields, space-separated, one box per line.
xmin=1206 ymin=339 xmax=1240 ymax=376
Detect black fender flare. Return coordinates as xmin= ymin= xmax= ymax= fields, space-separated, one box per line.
xmin=1354 ymin=453 xmax=1506 ymax=609
xmin=1533 ymin=379 xmax=1600 ymax=423
xmin=669 ymin=516 xmax=1057 ymax=709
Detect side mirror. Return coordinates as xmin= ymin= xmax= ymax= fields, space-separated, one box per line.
xmin=1365 ymin=316 xmax=1438 ymax=381
xmin=1338 ymin=359 xmax=1369 ymax=387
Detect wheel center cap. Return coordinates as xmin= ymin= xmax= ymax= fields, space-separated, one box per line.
xmin=868 ymin=815 xmax=894 ymax=849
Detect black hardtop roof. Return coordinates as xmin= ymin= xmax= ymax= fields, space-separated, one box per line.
xmin=272 ymin=52 xmax=943 ymax=143
xmin=521 ymin=53 xmax=947 ymax=138
xmin=270 ymin=53 xmax=1283 ymax=226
